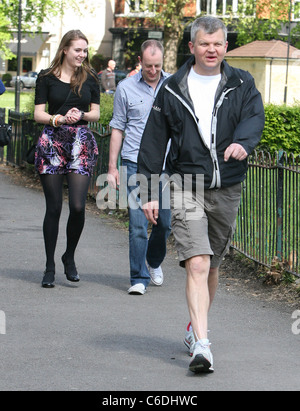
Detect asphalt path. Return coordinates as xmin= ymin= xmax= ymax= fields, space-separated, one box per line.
xmin=0 ymin=169 xmax=299 ymax=392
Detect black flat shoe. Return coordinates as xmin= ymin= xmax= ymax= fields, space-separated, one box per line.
xmin=42 ymin=270 xmax=55 ymax=288
xmin=61 ymin=254 xmax=80 ymax=282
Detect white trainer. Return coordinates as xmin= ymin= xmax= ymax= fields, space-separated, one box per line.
xmin=189 ymin=339 xmax=214 ymax=374
xmin=148 ymin=265 xmax=164 ymax=286
xmin=127 ymin=283 xmax=146 ymax=295
xmin=184 ymin=322 xmax=196 ymax=356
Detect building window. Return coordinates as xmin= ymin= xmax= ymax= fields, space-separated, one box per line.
xmin=22 ymin=58 xmax=32 ymax=73
xmin=8 ymin=58 xmax=17 ymax=72
xmin=197 ymin=0 xmax=239 ymax=16
xmin=124 ymin=0 xmax=156 ymax=15
xmin=129 ymin=0 xmax=142 ymax=12
xmin=7 ymin=57 xmax=32 ymax=73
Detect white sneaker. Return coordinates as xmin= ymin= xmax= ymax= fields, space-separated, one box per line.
xmin=148 ymin=265 xmax=164 ymax=286
xmin=189 ymin=339 xmax=214 ymax=374
xmin=127 ymin=283 xmax=146 ymax=295
xmin=184 ymin=322 xmax=195 ymax=356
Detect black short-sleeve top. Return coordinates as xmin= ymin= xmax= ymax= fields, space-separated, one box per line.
xmin=35 ymin=69 xmax=100 ymax=125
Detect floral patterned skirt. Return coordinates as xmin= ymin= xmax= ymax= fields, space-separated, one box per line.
xmin=35 ymin=125 xmax=99 ymax=176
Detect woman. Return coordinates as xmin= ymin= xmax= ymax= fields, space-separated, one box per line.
xmin=34 ymin=30 xmax=100 ymax=288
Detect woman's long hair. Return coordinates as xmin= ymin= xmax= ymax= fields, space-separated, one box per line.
xmin=47 ymin=30 xmax=98 ymax=96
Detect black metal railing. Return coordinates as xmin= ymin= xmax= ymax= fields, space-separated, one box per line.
xmin=4 ymin=110 xmax=41 ymax=166
xmin=88 ymin=122 xmax=114 ymax=198
xmin=1 ymin=110 xmax=299 ymax=277
xmin=0 ymin=108 xmax=5 ymax=163
xmin=233 ymin=150 xmax=299 ymax=277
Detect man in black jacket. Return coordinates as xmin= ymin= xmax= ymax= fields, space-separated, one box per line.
xmin=138 ymin=16 xmax=265 ymax=374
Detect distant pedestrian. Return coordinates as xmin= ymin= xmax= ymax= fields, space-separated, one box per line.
xmin=34 ymin=29 xmax=100 ymax=288
xmin=138 ymin=16 xmax=265 ymax=373
xmin=127 ymin=62 xmax=141 ymax=77
xmin=101 ymin=59 xmax=116 ymax=94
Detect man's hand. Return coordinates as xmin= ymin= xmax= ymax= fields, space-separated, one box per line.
xmin=107 ymin=169 xmax=120 ymax=190
xmin=142 ymin=201 xmax=159 ymax=225
xmin=224 ymin=143 xmax=248 ymax=162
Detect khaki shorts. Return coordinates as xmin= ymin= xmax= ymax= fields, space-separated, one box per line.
xmin=170 ymin=181 xmax=242 ymax=268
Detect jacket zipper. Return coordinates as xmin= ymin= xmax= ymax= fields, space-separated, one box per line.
xmin=165 ymin=84 xmax=210 ymax=149
xmin=165 ymin=83 xmax=240 ymax=189
xmin=210 ymin=87 xmax=238 ymax=188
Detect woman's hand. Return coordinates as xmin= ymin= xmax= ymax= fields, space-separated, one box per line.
xmin=64 ymin=108 xmax=82 ymax=124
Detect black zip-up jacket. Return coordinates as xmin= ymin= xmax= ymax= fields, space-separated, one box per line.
xmin=138 ymin=57 xmax=265 ymax=200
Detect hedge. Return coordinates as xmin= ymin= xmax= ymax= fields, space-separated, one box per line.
xmin=14 ymin=92 xmax=300 ymax=156
xmin=258 ymin=104 xmax=300 ymax=155
xmin=100 ymin=100 xmax=300 ymax=155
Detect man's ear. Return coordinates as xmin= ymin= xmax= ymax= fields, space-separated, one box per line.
xmin=188 ymin=41 xmax=195 ymax=55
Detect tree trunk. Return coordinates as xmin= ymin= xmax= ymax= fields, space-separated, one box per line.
xmin=163 ymin=28 xmax=181 ymax=74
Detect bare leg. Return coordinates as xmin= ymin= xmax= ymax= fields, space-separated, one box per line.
xmin=185 ymin=257 xmax=220 ymax=340
xmin=185 ymin=255 xmax=211 ymax=341
xmin=208 ymin=266 xmax=219 ymax=309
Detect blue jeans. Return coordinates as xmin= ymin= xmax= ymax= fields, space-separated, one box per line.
xmin=122 ymin=159 xmax=171 ymax=287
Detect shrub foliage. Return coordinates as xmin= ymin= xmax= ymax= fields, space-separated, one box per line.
xmin=4 ymin=90 xmax=300 ymax=156
xmin=258 ymin=104 xmax=300 ymax=155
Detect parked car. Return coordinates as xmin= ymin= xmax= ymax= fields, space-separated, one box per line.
xmin=10 ymin=71 xmax=38 ymax=89
xmin=98 ymin=69 xmax=128 ymax=93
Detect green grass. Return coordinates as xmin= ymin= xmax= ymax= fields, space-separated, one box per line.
xmin=0 ymin=90 xmax=34 ymax=119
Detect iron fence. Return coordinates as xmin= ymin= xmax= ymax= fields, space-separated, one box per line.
xmin=0 ymin=108 xmax=5 ymax=163
xmin=4 ymin=110 xmax=41 ymax=167
xmin=88 ymin=122 xmax=113 ymax=198
xmin=1 ymin=112 xmax=299 ymax=277
xmin=232 ymin=150 xmax=299 ymax=277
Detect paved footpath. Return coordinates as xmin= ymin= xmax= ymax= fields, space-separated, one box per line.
xmin=0 ymin=169 xmax=299 ymax=392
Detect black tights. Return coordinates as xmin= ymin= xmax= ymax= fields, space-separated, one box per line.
xmin=40 ymin=173 xmax=91 ymax=271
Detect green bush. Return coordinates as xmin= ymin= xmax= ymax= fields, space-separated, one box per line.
xmin=5 ymin=88 xmax=300 ymax=156
xmin=100 ymin=93 xmax=114 ymax=127
xmin=258 ymin=104 xmax=300 ymax=155
xmin=2 ymin=73 xmax=12 ymax=87
xmin=98 ymin=98 xmax=300 ymax=155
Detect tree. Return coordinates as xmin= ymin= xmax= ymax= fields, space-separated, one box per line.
xmin=224 ymin=0 xmax=297 ymax=46
xmin=152 ymin=0 xmax=191 ymax=74
xmin=0 ymin=0 xmax=91 ymax=59
xmin=124 ymin=0 xmax=300 ymax=72
xmin=0 ymin=6 xmax=14 ymax=60
xmin=123 ymin=0 xmax=195 ymax=74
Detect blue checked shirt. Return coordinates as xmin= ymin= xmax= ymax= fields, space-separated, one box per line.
xmin=109 ymin=69 xmax=170 ymax=163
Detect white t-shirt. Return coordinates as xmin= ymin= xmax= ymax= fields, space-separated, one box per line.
xmin=188 ymin=67 xmax=221 ymax=148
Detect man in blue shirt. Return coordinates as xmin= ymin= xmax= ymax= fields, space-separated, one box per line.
xmin=108 ymin=40 xmax=171 ymax=295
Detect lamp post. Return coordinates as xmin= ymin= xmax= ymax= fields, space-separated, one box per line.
xmin=284 ymin=0 xmax=292 ymax=104
xmin=15 ymin=0 xmax=22 ymax=112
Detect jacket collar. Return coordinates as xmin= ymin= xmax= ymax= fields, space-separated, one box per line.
xmin=167 ymin=56 xmax=243 ymax=98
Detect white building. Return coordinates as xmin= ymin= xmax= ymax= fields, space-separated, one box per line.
xmin=1 ymin=0 xmax=114 ymax=76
